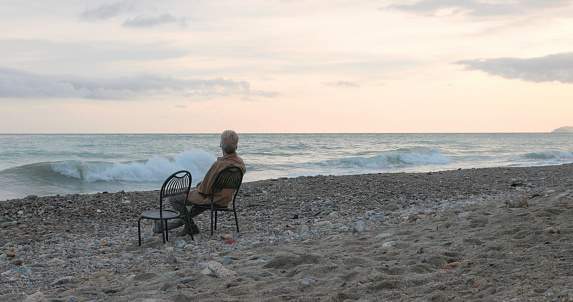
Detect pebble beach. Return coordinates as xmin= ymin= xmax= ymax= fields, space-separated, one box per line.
xmin=1 ymin=164 xmax=573 ymax=301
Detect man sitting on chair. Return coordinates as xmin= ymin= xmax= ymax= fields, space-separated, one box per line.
xmin=155 ymin=130 xmax=246 ymax=236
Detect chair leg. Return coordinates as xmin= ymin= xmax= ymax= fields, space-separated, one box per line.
xmin=233 ymin=209 xmax=240 ymax=233
xmin=186 ymin=206 xmax=194 ymax=241
xmin=138 ymin=218 xmax=142 ymax=246
xmin=164 ymin=219 xmax=169 ymax=243
xmin=210 ymin=208 xmax=215 ymax=236
xmin=214 ymin=211 xmax=218 ymax=230
xmin=161 ymin=219 xmax=167 ymax=244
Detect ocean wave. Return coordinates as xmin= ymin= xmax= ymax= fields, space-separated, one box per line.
xmin=323 ymin=151 xmax=452 ymax=169
xmin=5 ymin=150 xmax=215 ymax=184
xmin=521 ymin=151 xmax=573 ymax=161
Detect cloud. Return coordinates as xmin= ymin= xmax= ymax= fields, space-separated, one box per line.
xmin=323 ymin=81 xmax=359 ymax=87
xmin=385 ymin=0 xmax=572 ymax=17
xmin=122 ymin=13 xmax=188 ymax=28
xmin=0 ymin=67 xmax=278 ymax=100
xmin=79 ymin=1 xmax=137 ymax=21
xmin=454 ymin=52 xmax=573 ymax=83
xmin=79 ymin=1 xmax=188 ymax=28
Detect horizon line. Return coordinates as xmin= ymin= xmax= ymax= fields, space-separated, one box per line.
xmin=0 ymin=131 xmax=569 ymax=135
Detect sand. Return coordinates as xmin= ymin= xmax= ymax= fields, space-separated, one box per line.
xmin=1 ymin=164 xmax=572 ymax=301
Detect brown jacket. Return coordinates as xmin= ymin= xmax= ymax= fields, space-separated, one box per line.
xmin=187 ymin=152 xmax=246 ymax=207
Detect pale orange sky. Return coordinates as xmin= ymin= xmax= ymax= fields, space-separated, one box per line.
xmin=1 ymin=0 xmax=572 ymax=133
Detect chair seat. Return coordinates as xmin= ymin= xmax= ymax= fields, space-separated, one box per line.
xmin=141 ymin=209 xmax=180 ymax=220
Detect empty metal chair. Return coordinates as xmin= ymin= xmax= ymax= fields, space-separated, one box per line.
xmin=188 ymin=165 xmax=243 ymax=236
xmin=138 ymin=170 xmax=192 ymax=246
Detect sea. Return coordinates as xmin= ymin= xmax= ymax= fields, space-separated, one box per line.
xmin=1 ymin=133 xmax=572 ymax=201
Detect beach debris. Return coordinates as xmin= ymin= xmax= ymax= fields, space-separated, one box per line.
xmin=382 ymin=241 xmax=397 ymax=248
xmin=221 ymin=233 xmax=233 ymax=240
xmin=200 ymin=261 xmax=237 ymax=278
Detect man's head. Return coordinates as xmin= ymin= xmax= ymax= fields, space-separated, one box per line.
xmin=220 ymin=130 xmax=239 ymax=154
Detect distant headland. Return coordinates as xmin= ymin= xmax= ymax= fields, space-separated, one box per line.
xmin=552 ymin=126 xmax=573 ymax=133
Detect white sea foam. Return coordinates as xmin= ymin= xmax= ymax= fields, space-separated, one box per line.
xmin=331 ymin=152 xmax=452 ymax=169
xmin=521 ymin=151 xmax=573 ymax=160
xmin=51 ymin=150 xmax=215 ymax=183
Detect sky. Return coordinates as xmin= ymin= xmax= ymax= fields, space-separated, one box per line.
xmin=1 ymin=0 xmax=573 ymax=133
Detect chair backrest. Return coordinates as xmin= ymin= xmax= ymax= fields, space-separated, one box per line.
xmin=211 ymin=165 xmax=244 ymax=194
xmin=160 ymin=170 xmax=192 ymax=203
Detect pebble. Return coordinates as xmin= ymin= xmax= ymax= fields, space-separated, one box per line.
xmin=121 ymin=253 xmax=134 ymax=260
xmin=50 ymin=276 xmax=73 ymax=286
xmin=9 ymin=259 xmax=23 ymax=265
xmin=545 ymin=227 xmax=559 ymax=234
xmin=474 ymin=279 xmax=488 ymax=289
xmin=354 ymin=220 xmax=367 ymax=232
xmin=22 ymin=291 xmax=44 ymax=302
xmin=375 ymin=233 xmax=392 ymax=240
xmin=158 ymin=271 xmax=181 ymax=283
xmin=15 ymin=266 xmax=31 ymax=276
xmin=221 ymin=257 xmax=232 ymax=265
xmin=301 ymin=278 xmax=316 ymax=285
xmin=383 ymin=237 xmax=399 ymax=243
xmin=240 ymin=270 xmax=263 ymax=278
xmin=382 ymin=241 xmax=396 ymax=248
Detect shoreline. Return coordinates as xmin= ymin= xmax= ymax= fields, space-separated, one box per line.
xmin=1 ymin=164 xmax=572 ymax=301
xmin=4 ymin=162 xmax=573 ymax=202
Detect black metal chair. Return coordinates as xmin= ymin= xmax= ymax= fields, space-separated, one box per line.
xmin=188 ymin=165 xmax=244 ymax=236
xmin=138 ymin=170 xmax=192 ymax=246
